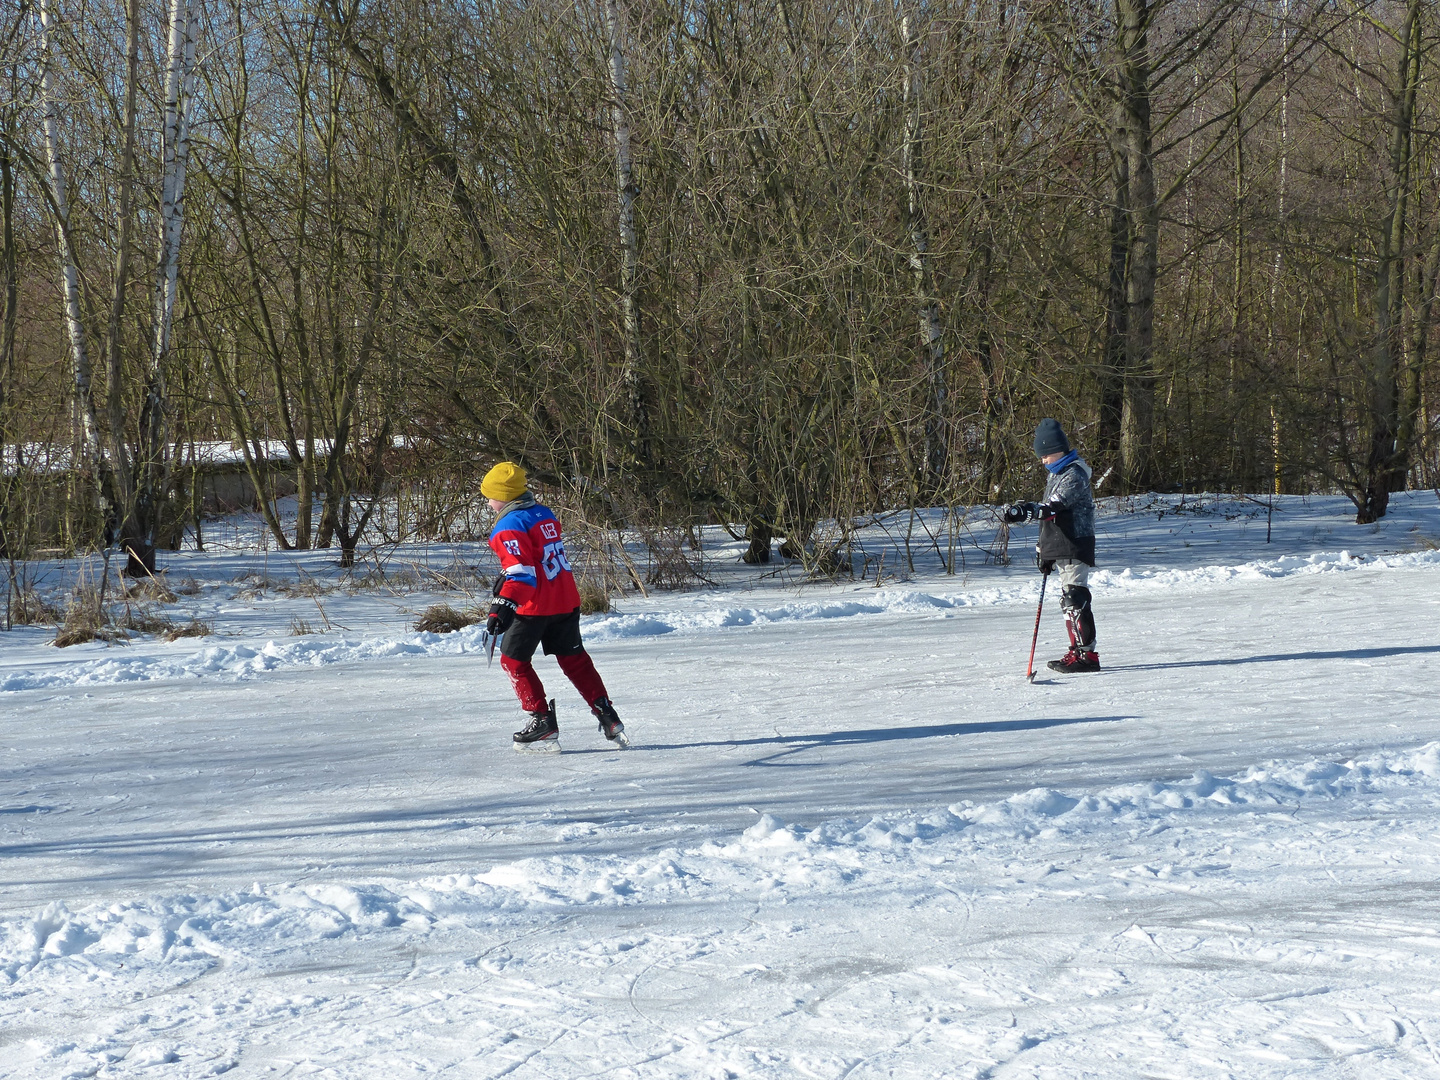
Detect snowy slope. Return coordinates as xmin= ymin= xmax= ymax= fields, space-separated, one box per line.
xmin=3 ymin=493 xmax=1440 ymax=1078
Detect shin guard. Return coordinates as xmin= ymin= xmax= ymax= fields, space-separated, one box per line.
xmin=1061 ymin=585 xmax=1097 ymax=650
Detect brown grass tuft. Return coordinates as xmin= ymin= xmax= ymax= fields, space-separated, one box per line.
xmin=126 ymin=578 xmax=178 ymax=603
xmin=577 ymin=577 xmax=611 ymax=614
xmin=413 ymin=603 xmax=482 ymax=634
xmin=163 ymin=617 xmax=213 ymax=641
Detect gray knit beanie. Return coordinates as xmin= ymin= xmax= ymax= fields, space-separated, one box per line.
xmin=1033 ymin=418 xmax=1070 ymax=457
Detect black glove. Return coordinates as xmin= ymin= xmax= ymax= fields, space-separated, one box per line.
xmin=486 ymin=596 xmax=517 ymax=636
xmin=1037 ymin=553 xmax=1055 ymax=574
xmin=1001 ymin=503 xmax=1028 ymax=524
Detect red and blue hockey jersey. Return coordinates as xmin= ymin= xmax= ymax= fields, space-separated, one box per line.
xmin=488 ymin=499 xmax=582 ymax=617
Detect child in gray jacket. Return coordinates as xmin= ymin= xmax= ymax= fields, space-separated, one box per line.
xmin=1002 ymin=419 xmax=1100 ymax=673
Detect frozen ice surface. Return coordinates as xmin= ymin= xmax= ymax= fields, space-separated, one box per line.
xmin=3 ymin=492 xmax=1440 ymax=1077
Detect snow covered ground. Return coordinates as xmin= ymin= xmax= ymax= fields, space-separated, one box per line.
xmin=4 ymin=491 xmax=1440 ymax=1078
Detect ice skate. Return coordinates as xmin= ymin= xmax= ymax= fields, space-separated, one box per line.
xmin=591 ymin=697 xmax=629 ymax=748
xmin=514 ymin=700 xmax=561 ymax=751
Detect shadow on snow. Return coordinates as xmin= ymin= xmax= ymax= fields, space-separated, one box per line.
xmin=1113 ymin=643 xmax=1440 ymax=673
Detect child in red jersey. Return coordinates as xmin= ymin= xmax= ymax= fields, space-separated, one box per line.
xmin=482 ymin=462 xmax=625 ymax=749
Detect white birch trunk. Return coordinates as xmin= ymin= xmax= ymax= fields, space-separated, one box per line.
xmin=150 ymin=0 xmax=197 ymax=391
xmin=37 ymin=0 xmax=103 ymax=470
xmin=604 ymin=0 xmax=645 ymax=458
xmin=902 ymin=11 xmax=946 ymax=494
xmin=131 ymin=0 xmax=197 ymax=568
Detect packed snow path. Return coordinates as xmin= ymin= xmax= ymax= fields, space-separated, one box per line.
xmin=3 ymin=495 xmax=1440 ymax=1077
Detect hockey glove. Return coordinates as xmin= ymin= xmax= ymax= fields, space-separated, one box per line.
xmin=1001 ymin=503 xmax=1028 ymax=524
xmin=486 ymin=596 xmax=518 ymax=636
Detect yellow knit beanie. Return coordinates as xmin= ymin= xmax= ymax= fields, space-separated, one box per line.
xmin=481 ymin=461 xmax=528 ymax=501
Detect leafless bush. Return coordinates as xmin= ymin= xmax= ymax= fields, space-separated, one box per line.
xmin=413 ymin=603 xmax=482 ymax=633
xmin=639 ymin=525 xmax=712 ymax=591
xmin=7 ymin=584 xmax=63 ymax=626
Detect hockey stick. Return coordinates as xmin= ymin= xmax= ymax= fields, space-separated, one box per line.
xmin=481 ymin=629 xmax=503 ymax=667
xmin=1025 ymin=570 xmax=1050 ymax=683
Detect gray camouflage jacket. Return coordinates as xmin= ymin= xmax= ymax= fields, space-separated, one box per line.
xmin=1038 ymin=458 xmax=1096 ymax=565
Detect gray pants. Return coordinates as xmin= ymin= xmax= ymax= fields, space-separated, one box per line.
xmin=1054 ymin=559 xmax=1090 ymax=588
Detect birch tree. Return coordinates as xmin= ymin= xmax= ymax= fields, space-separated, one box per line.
xmin=36 ymin=0 xmax=105 ymax=482
xmin=125 ymin=0 xmax=199 ymax=575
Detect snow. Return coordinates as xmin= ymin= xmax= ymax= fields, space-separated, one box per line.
xmin=3 ymin=492 xmax=1440 ymax=1077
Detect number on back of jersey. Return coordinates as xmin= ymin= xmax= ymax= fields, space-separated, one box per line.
xmin=541 ymin=540 xmax=572 ymax=581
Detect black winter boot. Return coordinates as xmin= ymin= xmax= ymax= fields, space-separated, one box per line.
xmin=1050 ymin=591 xmax=1100 ymax=672
xmin=514 ymin=700 xmax=560 ymax=749
xmin=1047 ymin=643 xmax=1100 ymax=673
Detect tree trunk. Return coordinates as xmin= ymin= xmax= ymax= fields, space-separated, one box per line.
xmin=1098 ymin=101 xmax=1129 ymax=489
xmin=128 ymin=0 xmax=198 ymax=576
xmin=604 ymin=0 xmax=648 ymax=467
xmin=38 ymin=0 xmax=108 ymax=526
xmin=1358 ymin=0 xmax=1420 ymax=524
xmin=0 ymin=144 xmax=15 ymax=557
xmin=103 ymin=0 xmax=141 ymax=542
xmin=902 ymin=9 xmax=947 ymax=499
xmin=1118 ymin=0 xmax=1157 ymax=493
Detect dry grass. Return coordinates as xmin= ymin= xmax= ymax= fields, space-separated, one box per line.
xmin=7 ymin=585 xmax=63 ymax=626
xmin=52 ymin=599 xmax=125 ymax=648
xmin=1408 ymin=529 xmax=1440 ymax=551
xmin=115 ymin=607 xmax=178 ymax=637
xmin=234 ymin=572 xmax=336 ymax=599
xmin=577 ymin=577 xmax=611 ymax=614
xmin=163 ymin=616 xmax=213 ymax=641
xmin=346 ymin=566 xmax=424 ymax=592
xmin=413 ymin=603 xmax=482 ymax=633
xmin=126 ymin=578 xmax=178 ymax=603
xmin=288 ymin=616 xmax=317 ymax=636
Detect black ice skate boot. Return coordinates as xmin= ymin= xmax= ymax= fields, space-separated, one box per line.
xmin=513 ymin=699 xmax=560 ymax=751
xmin=1047 ymin=646 xmax=1100 ymax=673
xmin=591 ymin=697 xmax=629 ymax=747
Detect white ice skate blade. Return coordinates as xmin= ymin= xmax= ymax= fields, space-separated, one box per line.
xmin=514 ymin=738 xmax=562 ymax=753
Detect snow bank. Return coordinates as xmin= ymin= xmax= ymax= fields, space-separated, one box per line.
xmin=7 ymin=743 xmax=1437 ymax=988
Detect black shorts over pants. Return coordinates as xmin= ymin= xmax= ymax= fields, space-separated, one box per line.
xmin=499 ymin=608 xmax=585 ymax=662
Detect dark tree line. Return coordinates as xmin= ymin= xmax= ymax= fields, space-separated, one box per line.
xmin=4 ymin=0 xmax=1440 ymax=573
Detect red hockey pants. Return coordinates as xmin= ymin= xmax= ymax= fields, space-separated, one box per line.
xmin=500 ymin=651 xmax=608 ymax=714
